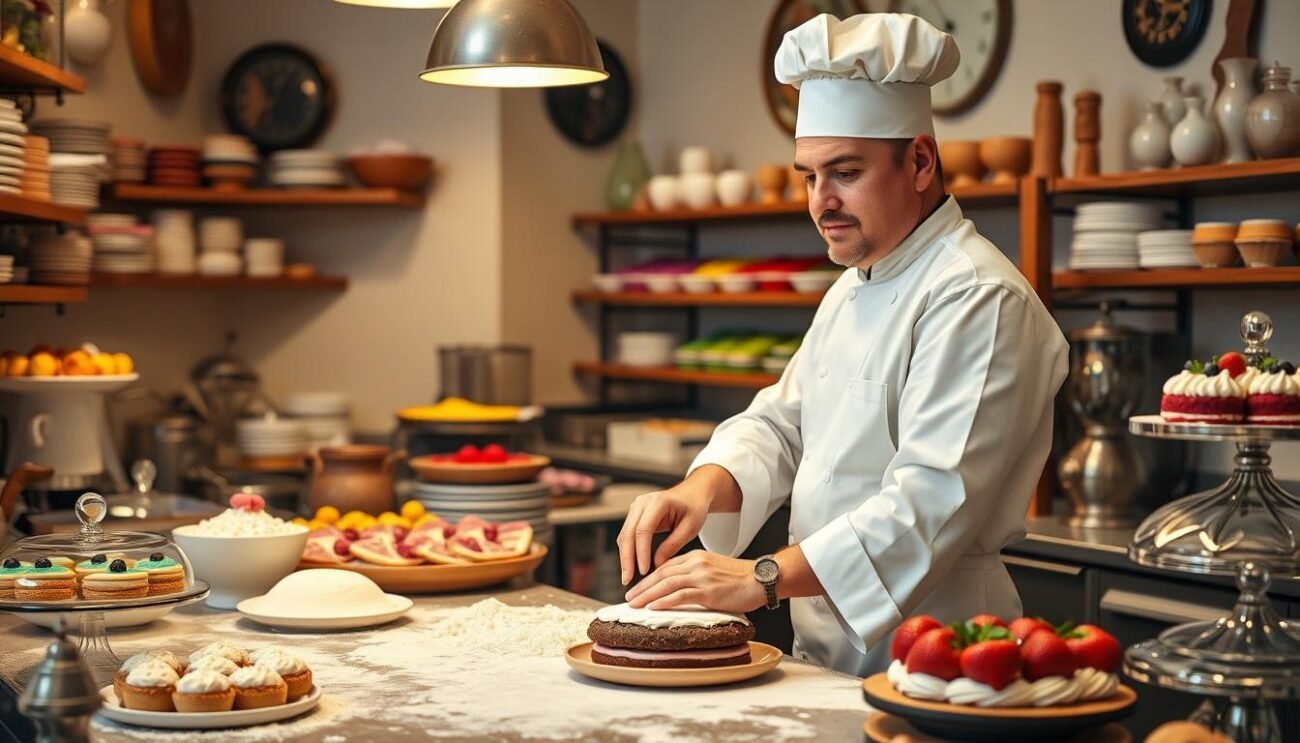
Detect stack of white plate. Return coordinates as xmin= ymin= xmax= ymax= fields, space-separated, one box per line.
xmin=30 ymin=118 xmax=111 ymax=156
xmin=268 ymin=150 xmax=345 ymax=189
xmin=1138 ymin=230 xmax=1197 ymax=269
xmin=617 ymin=332 xmax=677 ymax=367
xmin=22 ymin=134 xmax=49 ymax=201
xmin=282 ymin=392 xmax=351 ymax=449
xmin=412 ymin=481 xmax=552 ymax=546
xmin=87 ymin=214 xmax=155 ymax=274
xmin=30 ymin=230 xmax=92 ymax=285
xmin=111 ymin=137 xmax=147 ymax=182
xmin=236 ymin=417 xmax=309 ymax=459
xmin=153 ymin=209 xmax=196 ymax=274
xmin=1069 ymin=202 xmax=1163 ymax=271
xmin=198 ymin=216 xmax=243 ymax=276
xmin=0 ymin=101 xmax=26 ymax=196
xmin=0 ymin=255 xmax=13 ymax=284
xmin=48 ymin=153 xmax=108 ymax=208
xmin=244 ymin=237 xmax=284 ymax=277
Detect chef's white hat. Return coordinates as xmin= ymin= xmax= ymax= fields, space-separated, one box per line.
xmin=775 ymin=13 xmax=960 ymax=139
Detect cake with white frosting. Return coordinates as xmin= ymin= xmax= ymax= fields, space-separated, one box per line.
xmin=586 ymin=603 xmax=755 ymax=668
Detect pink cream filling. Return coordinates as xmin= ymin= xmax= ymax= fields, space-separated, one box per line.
xmin=592 ymin=643 xmax=750 ymax=661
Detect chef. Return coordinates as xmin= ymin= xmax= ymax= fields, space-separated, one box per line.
xmin=616 ymin=13 xmax=1068 ymax=676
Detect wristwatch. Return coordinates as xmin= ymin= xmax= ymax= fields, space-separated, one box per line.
xmin=754 ymin=555 xmax=780 ymax=610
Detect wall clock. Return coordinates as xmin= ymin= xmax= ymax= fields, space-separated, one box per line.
xmin=220 ymin=44 xmax=336 ymax=152
xmin=888 ymin=0 xmax=1012 ymax=117
xmin=763 ymin=0 xmax=868 ymax=137
xmin=544 ymin=40 xmax=631 ymax=148
xmin=1122 ymin=0 xmax=1211 ymax=68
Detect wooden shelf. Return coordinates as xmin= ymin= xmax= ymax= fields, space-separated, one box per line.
xmin=0 ymin=46 xmax=85 ymax=94
xmin=112 ymin=184 xmax=423 ymax=208
xmin=1051 ymin=159 xmax=1300 ymax=198
xmin=572 ymin=289 xmax=824 ymax=307
xmin=1054 ymin=267 xmax=1300 ymax=290
xmin=0 ymin=193 xmax=86 ymax=224
xmin=89 ymin=273 xmax=348 ymax=290
xmin=573 ymin=361 xmax=777 ymax=389
xmin=571 ymin=181 xmax=1018 ymax=226
xmin=0 ymin=284 xmax=87 ymax=304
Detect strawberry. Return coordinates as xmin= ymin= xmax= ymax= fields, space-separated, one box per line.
xmin=1008 ymin=616 xmax=1054 ymax=642
xmin=453 ymin=445 xmax=482 ymax=464
xmin=890 ymin=615 xmax=943 ymax=662
xmin=1217 ymin=352 xmax=1247 ymax=379
xmin=1020 ymin=629 xmax=1080 ymax=681
xmin=1064 ymin=624 xmax=1122 ymax=672
xmin=965 ymin=613 xmax=1007 ymax=630
xmin=959 ymin=637 xmax=1021 ymax=690
xmin=905 ymin=627 xmax=962 ymax=681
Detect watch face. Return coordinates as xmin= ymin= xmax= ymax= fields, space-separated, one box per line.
xmin=756 ymin=558 xmax=779 ymax=583
xmin=221 ymin=44 xmax=335 ymax=152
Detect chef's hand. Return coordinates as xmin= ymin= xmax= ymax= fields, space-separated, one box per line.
xmin=625 ymin=550 xmax=764 ymax=613
xmin=616 ymin=483 xmax=711 ymax=586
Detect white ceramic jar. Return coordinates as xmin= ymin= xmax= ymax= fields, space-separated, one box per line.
xmin=715 ymin=170 xmax=753 ymax=207
xmin=1214 ymin=57 xmax=1258 ymax=163
xmin=678 ymin=146 xmax=714 ymax=175
xmin=1170 ymin=96 xmax=1219 ymax=166
xmin=678 ymin=173 xmax=717 ymax=210
xmin=646 ymin=175 xmax=679 ymax=211
xmin=1129 ymin=101 xmax=1172 ymax=170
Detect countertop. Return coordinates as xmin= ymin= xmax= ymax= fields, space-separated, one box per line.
xmin=0 ymin=583 xmax=869 ymax=743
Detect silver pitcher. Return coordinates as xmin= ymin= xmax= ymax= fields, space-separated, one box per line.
xmin=1059 ymin=304 xmax=1147 ymax=528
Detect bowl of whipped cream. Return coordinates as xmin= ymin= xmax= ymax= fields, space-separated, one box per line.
xmin=173 ymin=493 xmax=307 ymax=609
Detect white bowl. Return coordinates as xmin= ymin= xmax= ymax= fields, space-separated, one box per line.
xmin=717 ymin=274 xmax=756 ymax=293
xmin=679 ymin=146 xmax=713 ymax=175
xmin=592 ymin=274 xmax=623 ymax=292
xmin=647 ymin=176 xmax=678 ymax=211
xmin=789 ymin=271 xmax=837 ymax=293
xmin=716 ymin=170 xmax=753 ymax=207
xmin=172 ymin=525 xmax=308 ymax=609
xmin=678 ymin=275 xmax=715 ymax=294
xmin=643 ymin=275 xmax=679 ymax=294
xmin=678 ymin=173 xmax=716 ymax=210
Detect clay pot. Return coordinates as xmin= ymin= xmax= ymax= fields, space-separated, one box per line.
xmin=756 ymin=164 xmax=788 ymax=204
xmin=978 ymin=137 xmax=1032 ymax=184
xmin=1192 ymin=222 xmax=1238 ymax=243
xmin=786 ymin=165 xmax=808 ymax=202
xmin=306 ymin=445 xmax=405 ymax=515
xmin=939 ymin=141 xmax=985 ymax=188
xmin=1246 ymin=62 xmax=1300 ymax=159
xmin=1236 ymin=241 xmax=1290 ymax=268
xmin=1193 ymin=242 xmax=1240 ymax=268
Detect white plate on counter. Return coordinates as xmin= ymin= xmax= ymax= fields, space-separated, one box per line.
xmin=236 ymin=594 xmax=412 ymax=630
xmin=96 ymin=684 xmax=321 ymax=730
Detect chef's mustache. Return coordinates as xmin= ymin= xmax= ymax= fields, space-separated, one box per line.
xmin=818 ymin=211 xmax=859 ymax=228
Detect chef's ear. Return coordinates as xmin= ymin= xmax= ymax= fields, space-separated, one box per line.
xmin=909 ymin=135 xmax=942 ymax=195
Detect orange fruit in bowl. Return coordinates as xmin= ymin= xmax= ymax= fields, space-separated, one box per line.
xmin=315 ymin=505 xmax=341 ymax=525
xmin=29 ymin=352 xmax=59 ymax=377
xmin=62 ymin=350 xmax=96 ymax=376
xmin=8 ymin=355 xmax=29 ymax=377
xmin=91 ymin=353 xmax=117 ymax=375
xmin=400 ymin=500 xmax=425 ymax=521
xmin=113 ymin=352 xmax=134 ymax=374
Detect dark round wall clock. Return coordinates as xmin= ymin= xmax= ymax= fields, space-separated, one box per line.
xmin=544 ymin=40 xmax=631 ymax=148
xmin=1122 ymin=0 xmax=1211 ymax=68
xmin=220 ymin=44 xmax=336 ymax=152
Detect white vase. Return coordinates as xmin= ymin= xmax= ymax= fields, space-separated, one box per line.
xmin=1170 ymin=95 xmax=1219 ymax=166
xmin=1215 ymin=58 xmax=1258 ymax=163
xmin=1129 ymin=101 xmax=1172 ymax=170
xmin=64 ymin=0 xmax=112 ymax=66
xmin=1158 ymin=76 xmax=1187 ymax=127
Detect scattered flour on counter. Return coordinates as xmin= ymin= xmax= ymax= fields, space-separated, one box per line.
xmin=421 ymin=598 xmax=593 ymax=657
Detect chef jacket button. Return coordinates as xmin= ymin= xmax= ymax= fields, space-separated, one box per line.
xmin=848 ymin=289 xmax=857 ymax=301
xmin=818 ymin=367 xmax=828 ymax=379
xmin=823 ymin=468 xmax=832 ymax=483
xmin=889 ymin=291 xmax=898 ymax=304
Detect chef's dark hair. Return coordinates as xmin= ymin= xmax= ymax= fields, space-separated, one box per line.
xmin=885 ymin=138 xmax=944 ymax=188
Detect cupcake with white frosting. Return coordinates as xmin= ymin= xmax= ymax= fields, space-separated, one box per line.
xmin=189 ymin=641 xmax=250 ymax=667
xmin=114 ymin=650 xmax=184 ymax=703
xmin=171 ymin=670 xmax=235 ymax=712
xmin=253 ymin=649 xmax=312 ymax=700
xmin=120 ymin=660 xmax=179 ymax=712
xmin=184 ymin=654 xmax=240 ymax=676
xmin=229 ymin=665 xmax=287 ymax=710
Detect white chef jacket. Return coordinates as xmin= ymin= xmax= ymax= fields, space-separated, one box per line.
xmin=689 ymin=196 xmax=1068 ymax=677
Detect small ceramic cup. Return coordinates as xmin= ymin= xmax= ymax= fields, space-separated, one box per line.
xmin=1235 ymin=240 xmax=1291 ymax=268
xmin=679 ymin=146 xmax=713 ymax=175
xmin=646 ymin=175 xmax=679 ymax=211
xmin=715 ymin=170 xmax=753 ymax=207
xmin=678 ymin=173 xmax=717 ymax=210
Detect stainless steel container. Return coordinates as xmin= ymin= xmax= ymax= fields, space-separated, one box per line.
xmin=437 ymin=345 xmax=532 ymax=406
xmin=124 ymin=414 xmax=210 ymax=494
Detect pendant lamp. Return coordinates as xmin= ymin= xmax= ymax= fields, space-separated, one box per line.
xmin=420 ymin=0 xmax=607 ymax=88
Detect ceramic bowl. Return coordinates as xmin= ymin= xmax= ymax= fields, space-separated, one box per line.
xmin=678 ymin=173 xmax=716 ymax=210
xmin=1235 ymin=240 xmax=1290 ymax=268
xmin=592 ymin=274 xmax=623 ymax=292
xmin=977 ymin=137 xmax=1032 ymax=184
xmin=172 ymin=525 xmax=309 ymax=609
xmin=679 ymin=146 xmax=713 ymax=175
xmin=756 ymin=164 xmax=788 ymax=204
xmin=938 ymin=141 xmax=985 ymax=188
xmin=647 ymin=175 xmax=679 ymax=211
xmin=347 ymin=154 xmax=432 ymax=190
xmin=716 ymin=274 xmax=756 ymax=293
xmin=715 ymin=170 xmax=753 ymax=207
xmin=1193 ymin=242 xmax=1240 ymax=268
xmin=1237 ymin=219 xmax=1291 ymax=242
xmin=678 ymin=275 xmax=715 ymax=294
xmin=789 ymin=271 xmax=837 ymax=293
xmin=643 ymin=275 xmax=679 ymax=294
xmin=1192 ymin=222 xmax=1238 ymax=243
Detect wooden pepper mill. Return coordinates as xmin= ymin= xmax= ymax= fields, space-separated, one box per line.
xmin=1074 ymin=91 xmax=1102 ymax=177
xmin=1032 ymin=81 xmax=1064 ymax=178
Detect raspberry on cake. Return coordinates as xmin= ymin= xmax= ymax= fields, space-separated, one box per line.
xmin=1247 ymin=361 xmax=1300 ymax=425
xmin=586 ymin=603 xmax=755 ymax=669
xmin=1160 ymin=359 xmax=1245 ymax=423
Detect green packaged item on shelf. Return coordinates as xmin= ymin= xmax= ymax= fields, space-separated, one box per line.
xmin=673 ymin=337 xmax=713 ymax=369
xmin=724 ymin=335 xmax=781 ymax=371
xmin=700 ymin=336 xmax=748 ymax=372
xmin=767 ymin=337 xmax=802 ymax=360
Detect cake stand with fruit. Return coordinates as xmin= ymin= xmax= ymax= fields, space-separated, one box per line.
xmin=1126 ymin=312 xmax=1300 ymax=743
xmin=0 ymin=493 xmax=209 ymax=682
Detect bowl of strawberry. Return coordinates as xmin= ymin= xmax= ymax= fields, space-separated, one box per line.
xmin=408 ymin=444 xmax=551 ymax=485
xmin=863 ymin=613 xmax=1135 ymax=742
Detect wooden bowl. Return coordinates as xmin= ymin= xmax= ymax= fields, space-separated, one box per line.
xmin=347 ymin=155 xmax=432 ymax=190
xmin=939 ymin=141 xmax=985 ymax=188
xmin=408 ymin=454 xmax=551 ymax=485
xmin=978 ymin=137 xmax=1032 ymax=184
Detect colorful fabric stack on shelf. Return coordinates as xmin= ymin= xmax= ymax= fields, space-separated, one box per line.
xmin=674 ymin=333 xmax=801 ymax=374
xmin=592 ymin=257 xmax=838 ymax=294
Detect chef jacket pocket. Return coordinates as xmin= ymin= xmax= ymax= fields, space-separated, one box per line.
xmin=833 ymin=378 xmax=896 ymax=481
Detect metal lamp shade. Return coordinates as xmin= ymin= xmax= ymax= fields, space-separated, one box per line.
xmin=420 ymin=0 xmax=607 ymax=88
xmin=335 ymin=0 xmax=458 ymax=7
